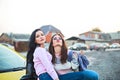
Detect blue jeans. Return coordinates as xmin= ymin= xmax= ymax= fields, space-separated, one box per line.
xmin=58 ymin=70 xmax=99 ymax=80
xmin=39 ymin=72 xmax=53 ymax=80
xmin=38 ymin=70 xmax=99 ymax=80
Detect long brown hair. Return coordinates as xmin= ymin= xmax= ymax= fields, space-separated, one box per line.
xmin=49 ymin=33 xmax=68 ymax=64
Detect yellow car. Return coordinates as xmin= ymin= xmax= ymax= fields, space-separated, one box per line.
xmin=0 ymin=44 xmax=26 ymax=80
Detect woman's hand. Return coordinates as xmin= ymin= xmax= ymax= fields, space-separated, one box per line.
xmin=80 ymin=50 xmax=84 ymax=55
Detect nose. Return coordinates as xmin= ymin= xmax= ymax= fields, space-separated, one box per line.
xmin=57 ymin=39 xmax=60 ymax=42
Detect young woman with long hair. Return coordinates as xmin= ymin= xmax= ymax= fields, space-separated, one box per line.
xmin=26 ymin=29 xmax=59 ymax=80
xmin=49 ymin=33 xmax=99 ymax=80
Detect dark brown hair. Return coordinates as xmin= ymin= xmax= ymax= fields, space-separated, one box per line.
xmin=49 ymin=33 xmax=68 ymax=64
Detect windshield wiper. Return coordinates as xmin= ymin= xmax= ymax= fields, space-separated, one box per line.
xmin=0 ymin=67 xmax=26 ymax=73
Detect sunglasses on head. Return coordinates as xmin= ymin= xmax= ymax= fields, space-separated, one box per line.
xmin=53 ymin=37 xmax=62 ymax=40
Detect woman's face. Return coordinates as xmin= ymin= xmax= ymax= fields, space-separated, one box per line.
xmin=52 ymin=34 xmax=62 ymax=47
xmin=35 ymin=30 xmax=46 ymax=45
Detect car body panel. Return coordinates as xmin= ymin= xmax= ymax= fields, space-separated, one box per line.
xmin=109 ymin=43 xmax=120 ymax=48
xmin=0 ymin=44 xmax=26 ymax=80
xmin=0 ymin=70 xmax=25 ymax=80
xmin=89 ymin=43 xmax=106 ymax=51
xmin=69 ymin=43 xmax=87 ymax=50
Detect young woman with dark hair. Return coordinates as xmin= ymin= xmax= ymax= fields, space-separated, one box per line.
xmin=26 ymin=29 xmax=59 ymax=80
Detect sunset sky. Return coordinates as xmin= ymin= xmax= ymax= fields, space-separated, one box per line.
xmin=0 ymin=0 xmax=120 ymax=38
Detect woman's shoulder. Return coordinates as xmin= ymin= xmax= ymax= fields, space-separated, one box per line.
xmin=34 ymin=47 xmax=48 ymax=56
xmin=35 ymin=47 xmax=45 ymax=50
xmin=34 ymin=47 xmax=46 ymax=53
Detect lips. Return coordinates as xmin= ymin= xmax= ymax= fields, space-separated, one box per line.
xmin=40 ymin=39 xmax=44 ymax=41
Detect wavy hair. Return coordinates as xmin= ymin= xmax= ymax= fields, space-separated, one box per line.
xmin=49 ymin=33 xmax=68 ymax=64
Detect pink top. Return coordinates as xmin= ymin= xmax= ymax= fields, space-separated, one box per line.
xmin=33 ymin=47 xmax=59 ymax=80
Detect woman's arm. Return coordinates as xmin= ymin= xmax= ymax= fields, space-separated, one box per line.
xmin=34 ymin=47 xmax=59 ymax=80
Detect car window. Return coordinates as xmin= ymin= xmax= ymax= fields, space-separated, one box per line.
xmin=73 ymin=43 xmax=85 ymax=46
xmin=73 ymin=43 xmax=79 ymax=46
xmin=0 ymin=45 xmax=25 ymax=71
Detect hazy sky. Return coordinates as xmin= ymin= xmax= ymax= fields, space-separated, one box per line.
xmin=0 ymin=0 xmax=120 ymax=38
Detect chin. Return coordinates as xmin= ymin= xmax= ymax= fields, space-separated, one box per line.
xmin=55 ymin=44 xmax=62 ymax=47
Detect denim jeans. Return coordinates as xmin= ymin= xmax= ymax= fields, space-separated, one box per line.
xmin=39 ymin=72 xmax=53 ymax=80
xmin=58 ymin=70 xmax=99 ymax=80
xmin=38 ymin=70 xmax=99 ymax=80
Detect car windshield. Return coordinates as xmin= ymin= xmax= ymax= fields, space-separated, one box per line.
xmin=0 ymin=45 xmax=25 ymax=72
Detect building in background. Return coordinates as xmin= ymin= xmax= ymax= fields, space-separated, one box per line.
xmin=109 ymin=31 xmax=120 ymax=44
xmin=0 ymin=25 xmax=64 ymax=52
xmin=65 ymin=31 xmax=111 ymax=46
xmin=0 ymin=33 xmax=30 ymax=52
xmin=40 ymin=25 xmax=64 ymax=43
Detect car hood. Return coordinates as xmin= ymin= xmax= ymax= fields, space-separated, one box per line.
xmin=0 ymin=69 xmax=25 ymax=80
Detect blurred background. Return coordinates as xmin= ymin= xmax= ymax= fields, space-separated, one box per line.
xmin=0 ymin=0 xmax=120 ymax=80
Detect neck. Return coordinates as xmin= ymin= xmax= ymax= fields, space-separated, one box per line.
xmin=40 ymin=44 xmax=44 ymax=48
xmin=54 ymin=46 xmax=61 ymax=56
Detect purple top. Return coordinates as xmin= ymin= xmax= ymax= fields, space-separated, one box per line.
xmin=33 ymin=47 xmax=58 ymax=80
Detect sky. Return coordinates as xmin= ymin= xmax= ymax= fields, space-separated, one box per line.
xmin=0 ymin=0 xmax=120 ymax=38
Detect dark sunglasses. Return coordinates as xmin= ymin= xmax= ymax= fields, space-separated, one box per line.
xmin=53 ymin=37 xmax=62 ymax=40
